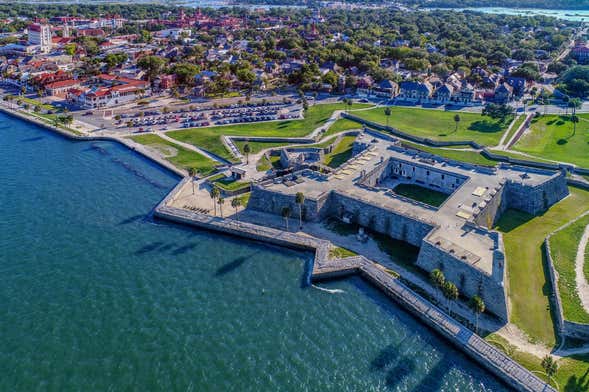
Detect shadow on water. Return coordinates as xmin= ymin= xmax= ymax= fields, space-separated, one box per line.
xmin=20 ymin=136 xmax=44 ymax=142
xmin=118 ymin=214 xmax=146 ymax=225
xmin=385 ymin=359 xmax=417 ymax=389
xmin=371 ymin=342 xmax=403 ymax=371
xmin=111 ymin=157 xmax=168 ymax=189
xmin=171 ymin=243 xmax=198 ymax=255
xmin=412 ymin=353 xmax=454 ymax=391
xmin=135 ymin=241 xmax=166 ymax=255
xmin=215 ymin=256 xmax=248 ymax=276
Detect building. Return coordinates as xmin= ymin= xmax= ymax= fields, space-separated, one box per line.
xmin=398 ymin=81 xmax=433 ymax=102
xmin=247 ymin=132 xmax=569 ymax=321
xmin=572 ymin=43 xmax=589 ymax=64
xmin=28 ymin=23 xmax=52 ymax=52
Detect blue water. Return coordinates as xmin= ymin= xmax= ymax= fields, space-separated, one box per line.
xmin=0 ymin=113 xmax=507 ymax=391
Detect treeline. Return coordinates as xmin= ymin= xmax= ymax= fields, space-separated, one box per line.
xmin=0 ymin=4 xmax=176 ymax=19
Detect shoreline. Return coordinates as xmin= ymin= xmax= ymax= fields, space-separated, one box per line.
xmin=1 ymin=102 xmax=554 ymax=391
xmin=0 ymin=105 xmax=186 ymax=178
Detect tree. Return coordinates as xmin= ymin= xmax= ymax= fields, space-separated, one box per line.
xmin=295 ymin=192 xmax=305 ymax=230
xmin=218 ymin=197 xmax=225 ymax=218
xmin=384 ymin=107 xmax=392 ymax=128
xmin=210 ymin=187 xmax=220 ymax=216
xmin=429 ymin=269 xmax=445 ymax=302
xmin=571 ymin=115 xmax=579 ymax=137
xmin=243 ymin=143 xmax=251 ymax=164
xmin=137 ymin=55 xmax=167 ymax=82
xmin=453 ymin=114 xmax=461 ymax=133
xmin=64 ymin=43 xmax=76 ymax=56
xmin=541 ymin=355 xmax=558 ymax=385
xmin=172 ymin=63 xmax=200 ymax=87
xmin=469 ymin=295 xmax=485 ymax=334
xmin=20 ymin=85 xmax=26 ymax=96
xmin=442 ymin=281 xmax=459 ymax=313
xmin=569 ymin=97 xmax=582 ymax=116
xmin=231 ymin=197 xmax=241 ymax=221
xmin=188 ymin=167 xmax=197 ymax=194
xmin=281 ymin=206 xmax=291 ymax=231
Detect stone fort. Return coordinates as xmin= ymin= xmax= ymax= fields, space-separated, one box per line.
xmin=248 ymin=132 xmax=569 ymax=321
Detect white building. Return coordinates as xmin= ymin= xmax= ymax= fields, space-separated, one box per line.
xmin=28 ymin=24 xmax=52 ymax=52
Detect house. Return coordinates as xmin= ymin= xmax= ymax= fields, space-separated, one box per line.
xmin=494 ymin=83 xmax=514 ymax=103
xmin=506 ymin=76 xmax=526 ymax=96
xmin=45 ymin=78 xmax=83 ymax=96
xmin=398 ymin=81 xmax=433 ymax=102
xmin=372 ymin=79 xmax=399 ymax=98
xmin=433 ymin=83 xmax=454 ymax=103
xmin=572 ymin=43 xmax=589 ymax=64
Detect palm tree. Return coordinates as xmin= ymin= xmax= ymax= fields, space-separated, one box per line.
xmin=571 ymin=115 xmax=579 ymax=137
xmin=295 ymin=192 xmax=305 ymax=230
xmin=469 ymin=295 xmax=485 ymax=334
xmin=231 ymin=197 xmax=241 ymax=220
xmin=429 ymin=269 xmax=445 ymax=302
xmin=384 ymin=107 xmax=391 ymax=128
xmin=187 ymin=168 xmax=197 ymax=194
xmin=210 ymin=187 xmax=220 ymax=216
xmin=453 ymin=114 xmax=461 ymax=134
xmin=442 ymin=281 xmax=459 ymax=314
xmin=20 ymin=85 xmax=26 ymax=96
xmin=243 ymin=143 xmax=251 ymax=164
xmin=541 ymin=355 xmax=558 ymax=386
xmin=281 ymin=206 xmax=291 ymax=231
xmin=218 ymin=197 xmax=225 ymax=218
xmin=347 ymin=98 xmax=353 ymax=113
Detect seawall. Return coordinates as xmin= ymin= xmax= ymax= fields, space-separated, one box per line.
xmin=153 ymin=180 xmax=554 ymax=392
xmin=0 ymin=105 xmax=186 ymax=178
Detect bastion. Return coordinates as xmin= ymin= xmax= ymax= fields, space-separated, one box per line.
xmin=248 ymin=132 xmax=569 ymax=322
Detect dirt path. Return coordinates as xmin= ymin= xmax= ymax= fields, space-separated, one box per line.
xmin=575 ymin=224 xmax=589 ymax=313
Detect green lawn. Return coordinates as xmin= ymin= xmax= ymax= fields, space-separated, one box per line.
xmin=20 ymin=97 xmax=55 ymax=111
xmin=324 ymin=135 xmax=357 ymax=168
xmin=323 ymin=118 xmax=363 ymax=138
xmin=503 ymin=114 xmax=527 ymax=146
xmin=329 ymin=246 xmax=358 ymax=259
xmin=495 ymin=187 xmax=589 ymax=346
xmin=234 ymin=140 xmax=290 ymax=155
xmin=208 ymin=173 xmax=250 ymax=192
xmin=403 ymin=141 xmax=498 ymax=167
xmin=393 ymin=183 xmax=449 ymax=207
xmin=349 ymin=106 xmax=512 ymax=146
xmin=129 ymin=134 xmax=217 ymax=175
xmin=514 ymin=114 xmax=589 ymax=168
xmin=167 ymin=103 xmax=372 ymax=162
xmin=550 ymin=214 xmax=589 ymax=324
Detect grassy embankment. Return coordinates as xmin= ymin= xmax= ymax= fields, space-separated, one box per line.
xmin=514 ymin=114 xmax=589 ymax=168
xmin=348 ymin=106 xmax=512 ymax=146
xmin=167 ymin=103 xmax=372 ymax=162
xmin=129 ymin=134 xmax=217 ymax=175
xmin=208 ymin=173 xmax=250 ymax=192
xmin=495 ymin=187 xmax=589 ymax=346
xmin=549 ymin=214 xmax=589 ymax=324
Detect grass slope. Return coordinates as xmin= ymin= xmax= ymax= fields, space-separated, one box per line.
xmin=550 ymin=214 xmax=589 ymax=324
xmin=129 ymin=134 xmax=217 ymax=175
xmin=495 ymin=187 xmax=589 ymax=346
xmin=167 ymin=103 xmax=372 ymax=162
xmin=514 ymin=114 xmax=589 ymax=168
xmin=324 ymin=135 xmax=357 ymax=168
xmin=350 ymin=106 xmax=511 ymax=145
